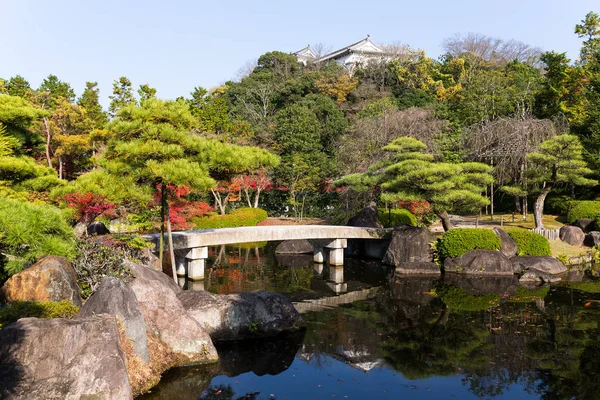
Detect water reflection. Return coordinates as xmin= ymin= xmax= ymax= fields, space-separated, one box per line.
xmin=148 ymin=245 xmax=600 ymax=399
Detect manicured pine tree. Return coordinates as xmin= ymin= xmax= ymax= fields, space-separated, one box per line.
xmin=101 ymin=98 xmax=279 ymax=278
xmin=337 ymin=136 xmax=493 ymax=231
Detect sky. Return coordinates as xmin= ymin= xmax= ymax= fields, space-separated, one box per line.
xmin=1 ymin=0 xmax=598 ymax=108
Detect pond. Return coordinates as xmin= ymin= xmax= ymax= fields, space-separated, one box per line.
xmin=141 ymin=243 xmax=600 ymax=400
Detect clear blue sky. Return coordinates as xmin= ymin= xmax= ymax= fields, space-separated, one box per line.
xmin=2 ymin=0 xmax=597 ymax=108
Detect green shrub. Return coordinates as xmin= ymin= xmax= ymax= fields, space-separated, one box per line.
xmin=0 ymin=197 xmax=76 ymax=281
xmin=377 ymin=208 xmax=417 ymax=228
xmin=505 ymin=228 xmax=551 ymax=256
xmin=0 ymin=300 xmax=79 ymax=330
xmin=437 ymin=228 xmax=501 ymax=259
xmin=72 ymin=236 xmax=140 ymax=299
xmin=194 ymin=208 xmax=268 ymax=229
xmin=545 ymin=195 xmax=574 ymax=216
xmin=566 ymin=201 xmax=600 ymax=224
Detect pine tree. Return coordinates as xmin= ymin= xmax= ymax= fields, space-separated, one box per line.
xmin=109 ymin=76 xmax=136 ymax=117
xmin=78 ymin=82 xmax=107 ymax=128
xmin=337 ymin=137 xmax=493 ymax=231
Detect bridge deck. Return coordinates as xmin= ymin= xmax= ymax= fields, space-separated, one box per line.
xmin=144 ymin=225 xmax=392 ymax=251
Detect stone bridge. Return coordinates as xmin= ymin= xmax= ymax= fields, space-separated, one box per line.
xmin=145 ymin=225 xmax=391 ymax=280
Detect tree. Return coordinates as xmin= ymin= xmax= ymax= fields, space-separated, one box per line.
xmin=39 ymin=75 xmax=76 ymax=104
xmin=337 ymin=137 xmax=493 ymax=231
xmin=98 ymin=99 xmax=279 ymax=276
xmin=78 ymin=82 xmax=107 ymax=128
xmin=6 ymin=75 xmax=31 ymax=98
xmin=109 ymin=76 xmax=136 ymax=117
xmin=0 ymin=94 xmax=47 ymax=156
xmin=233 ymin=171 xmax=273 ymax=208
xmin=526 ymin=134 xmax=597 ymax=229
xmin=138 ymin=84 xmax=157 ymax=102
xmin=575 ymin=11 xmax=600 ymax=62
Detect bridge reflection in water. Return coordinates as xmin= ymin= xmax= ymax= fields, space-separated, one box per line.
xmin=178 ymin=243 xmax=389 ymax=305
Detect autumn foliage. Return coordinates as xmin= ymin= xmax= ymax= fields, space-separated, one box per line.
xmin=63 ymin=192 xmax=115 ymax=224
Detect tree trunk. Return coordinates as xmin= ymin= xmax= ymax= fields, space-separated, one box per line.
xmin=253 ymin=188 xmax=261 ymax=208
xmin=165 ymin=196 xmax=177 ymax=283
xmin=438 ymin=211 xmax=453 ymax=231
xmin=159 ymin=183 xmax=166 ymax=270
xmin=43 ymin=117 xmax=53 ymax=168
xmin=514 ymin=196 xmax=522 ymax=214
xmin=533 ymin=185 xmax=552 ymax=229
xmin=58 ymin=156 xmax=63 ymax=180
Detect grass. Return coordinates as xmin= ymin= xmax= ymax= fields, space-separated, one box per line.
xmin=491 ymin=214 xmax=566 ymax=230
xmin=549 ymin=240 xmax=589 ymax=258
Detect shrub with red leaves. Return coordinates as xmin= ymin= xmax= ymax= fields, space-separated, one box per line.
xmin=152 ymin=184 xmax=214 ymax=230
xmin=63 ymin=192 xmax=116 ymax=224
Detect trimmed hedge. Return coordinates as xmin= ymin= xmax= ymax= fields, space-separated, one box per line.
xmin=438 ymin=228 xmax=501 ymax=259
xmin=194 ymin=207 xmax=268 ymax=229
xmin=0 ymin=300 xmax=79 ymax=330
xmin=567 ymin=201 xmax=600 ymax=224
xmin=505 ymin=228 xmax=551 ymax=256
xmin=377 ymin=208 xmax=417 ymax=228
xmin=545 ymin=195 xmax=574 ymax=216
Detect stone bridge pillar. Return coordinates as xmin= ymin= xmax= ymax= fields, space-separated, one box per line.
xmin=174 ymin=246 xmax=208 ymax=281
xmin=311 ymin=239 xmax=347 ymax=265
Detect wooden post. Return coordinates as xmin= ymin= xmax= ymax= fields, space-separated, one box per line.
xmin=501 ymin=215 xmax=504 ymax=227
xmin=476 ymin=216 xmax=479 ymax=228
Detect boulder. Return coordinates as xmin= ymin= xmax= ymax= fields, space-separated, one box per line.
xmin=383 ymin=225 xmax=435 ymax=266
xmin=395 ymin=262 xmax=440 ymax=276
xmin=77 ymin=276 xmax=149 ymax=363
xmin=573 ymin=218 xmax=595 ymax=233
xmin=493 ymin=227 xmax=517 ymax=258
xmin=86 ymin=221 xmax=110 ymax=236
xmin=347 ymin=203 xmax=383 ymax=228
xmin=141 ymin=247 xmax=161 ymax=271
xmin=127 ymin=262 xmax=218 ymax=364
xmin=511 ymin=256 xmax=567 ymax=275
xmin=444 ymin=250 xmax=514 ymax=276
xmin=519 ymin=268 xmax=564 ymax=284
xmin=275 ymin=239 xmax=313 ymax=254
xmin=585 ymin=231 xmax=600 ymax=247
xmin=1 ymin=256 xmax=82 ymax=306
xmin=178 ymin=290 xmax=303 ymax=341
xmin=559 ymin=225 xmax=585 ymax=246
xmin=0 ymin=315 xmax=131 ymax=399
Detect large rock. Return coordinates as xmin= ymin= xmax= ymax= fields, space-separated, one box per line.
xmin=559 ymin=225 xmax=585 ymax=246
xmin=395 ymin=262 xmax=440 ymax=276
xmin=347 ymin=203 xmax=383 ymax=228
xmin=573 ymin=218 xmax=596 ymax=233
xmin=1 ymin=256 xmax=82 ymax=306
xmin=0 ymin=315 xmax=131 ymax=399
xmin=275 ymin=239 xmax=313 ymax=254
xmin=383 ymin=225 xmax=435 ymax=266
xmin=178 ymin=290 xmax=304 ymax=341
xmin=86 ymin=221 xmax=110 ymax=236
xmin=493 ymin=228 xmax=517 ymax=258
xmin=127 ymin=262 xmax=218 ymax=364
xmin=444 ymin=250 xmax=514 ymax=276
xmin=585 ymin=231 xmax=600 ymax=247
xmin=77 ymin=276 xmax=149 ymax=363
xmin=511 ymin=256 xmax=567 ymax=275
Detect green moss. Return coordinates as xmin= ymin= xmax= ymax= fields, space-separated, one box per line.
xmin=563 ymin=280 xmax=600 ymax=294
xmin=567 ymin=201 xmax=600 ymax=224
xmin=0 ymin=300 xmax=79 ymax=330
xmin=434 ymin=285 xmax=501 ymax=311
xmin=508 ymin=286 xmax=550 ymax=303
xmin=505 ymin=228 xmax=551 ymax=256
xmin=377 ymin=208 xmax=417 ymax=227
xmin=438 ymin=228 xmax=501 ymax=259
xmin=194 ymin=208 xmax=268 ymax=229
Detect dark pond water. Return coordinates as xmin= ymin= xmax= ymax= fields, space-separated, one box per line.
xmin=141 ymin=243 xmax=600 ymax=400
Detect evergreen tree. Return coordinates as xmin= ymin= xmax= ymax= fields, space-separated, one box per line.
xmin=138 ymin=84 xmax=157 ymax=102
xmin=109 ymin=76 xmax=136 ymax=117
xmin=77 ymin=81 xmax=107 ymax=128
xmin=527 ymin=134 xmax=597 ymax=229
xmin=337 ymin=137 xmax=493 ymax=231
xmin=6 ymin=75 xmax=31 ymax=98
xmin=39 ymin=74 xmax=76 ymax=104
